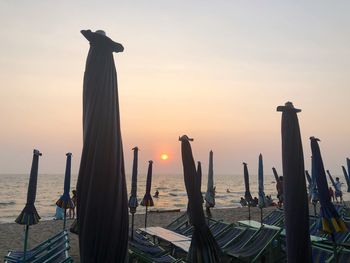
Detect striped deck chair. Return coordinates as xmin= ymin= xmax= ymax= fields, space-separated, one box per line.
xmin=222 ymin=228 xmax=258 ymax=253
xmin=129 ymin=247 xmax=183 ymax=263
xmin=5 ymin=231 xmax=72 ymax=263
xmin=209 ymin=221 xmax=230 ymax=237
xmin=225 ymin=227 xmax=282 ymax=263
xmin=214 ymin=226 xmax=245 ymax=248
xmin=312 ymin=245 xmax=333 ymax=263
xmin=332 ymin=247 xmax=350 ymax=263
xmin=262 ymin=209 xmax=284 ymax=226
xmin=166 ymin=213 xmax=188 ymax=231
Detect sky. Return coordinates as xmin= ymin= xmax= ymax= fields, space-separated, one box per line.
xmin=0 ymin=1 xmax=349 ymax=176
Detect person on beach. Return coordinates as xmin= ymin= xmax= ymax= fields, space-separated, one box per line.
xmin=334 ymin=177 xmax=343 ymax=203
xmin=276 ymin=176 xmax=284 ymax=207
xmin=226 ymin=188 xmax=230 ymax=193
xmin=69 ymin=190 xmax=77 ymax=219
xmin=153 ymin=189 xmax=159 ymax=198
xmin=240 ymin=197 xmax=247 ymax=206
xmin=329 ymin=187 xmax=335 ymax=202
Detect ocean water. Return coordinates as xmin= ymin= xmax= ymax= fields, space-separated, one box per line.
xmin=0 ymin=173 xmax=348 ymax=223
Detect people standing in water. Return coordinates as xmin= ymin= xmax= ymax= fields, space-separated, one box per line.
xmin=329 ymin=187 xmax=335 ymax=202
xmin=334 ymin=177 xmax=343 ymax=203
xmin=153 ymin=189 xmax=159 ymax=198
xmin=276 ymin=176 xmax=284 ymax=207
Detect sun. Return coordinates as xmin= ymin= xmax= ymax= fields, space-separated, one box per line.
xmin=160 ymin=153 xmax=169 ymax=161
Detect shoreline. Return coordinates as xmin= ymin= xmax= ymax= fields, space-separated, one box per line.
xmin=0 ymin=206 xmax=274 ymax=262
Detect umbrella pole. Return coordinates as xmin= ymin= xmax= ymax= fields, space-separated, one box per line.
xmin=260 ymin=207 xmax=263 ymax=226
xmin=63 ymin=208 xmax=67 ymax=230
xmin=131 ymin=213 xmax=135 ymax=240
xmin=145 ymin=206 xmax=148 ymax=228
xmin=23 ymin=224 xmax=29 ymax=262
xmin=313 ymin=203 xmax=317 ymax=217
xmin=248 ymin=204 xmax=251 ymax=221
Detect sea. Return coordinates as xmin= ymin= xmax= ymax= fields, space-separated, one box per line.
xmin=0 ymin=173 xmax=348 ymax=223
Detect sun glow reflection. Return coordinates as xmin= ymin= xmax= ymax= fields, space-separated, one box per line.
xmin=160 ymin=153 xmax=169 ymax=160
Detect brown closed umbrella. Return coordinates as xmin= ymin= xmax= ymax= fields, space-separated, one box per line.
xmin=76 ymin=29 xmax=128 ymax=262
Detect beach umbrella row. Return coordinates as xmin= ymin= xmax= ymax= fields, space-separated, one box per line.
xmin=180 ymin=135 xmax=221 ymax=263
xmin=76 ymin=29 xmax=128 ymax=262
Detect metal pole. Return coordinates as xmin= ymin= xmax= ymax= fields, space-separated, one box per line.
xmin=248 ymin=204 xmax=251 ymax=221
xmin=63 ymin=208 xmax=67 ymax=230
xmin=23 ymin=225 xmax=29 ymax=262
xmin=260 ymin=207 xmax=263 ymax=226
xmin=145 ymin=206 xmax=148 ymax=228
xmin=131 ymin=213 xmax=135 ymax=240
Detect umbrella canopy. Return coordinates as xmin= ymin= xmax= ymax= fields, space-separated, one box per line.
xmin=341 ymin=165 xmax=350 ymax=192
xmin=205 ymin=150 xmax=215 ymax=208
xmin=141 ymin=161 xmax=154 ymax=207
xmin=326 ymin=170 xmax=337 ymax=192
xmin=179 ymin=135 xmax=221 ymax=263
xmin=310 ymin=137 xmax=347 ymax=234
xmin=243 ymin=162 xmax=253 ymax=203
xmin=258 ymin=154 xmax=266 ymax=208
xmin=197 ymin=161 xmax=204 ymax=204
xmin=305 ymin=170 xmax=312 ymax=186
xmin=56 ymin=153 xmax=74 ymax=209
xmin=76 ymin=29 xmax=128 ymax=262
xmin=129 ymin=147 xmax=139 ymax=213
xmin=277 ymin=102 xmax=312 ymax=263
xmin=311 ymin=157 xmax=319 ymax=203
xmin=272 ymin=167 xmax=279 ymax=184
xmin=16 ymin=149 xmax=42 ymax=225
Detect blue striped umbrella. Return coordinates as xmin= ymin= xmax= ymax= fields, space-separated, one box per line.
xmin=205 ymin=150 xmax=215 ymax=218
xmin=310 ymin=137 xmax=347 ymax=235
xmin=141 ymin=160 xmax=154 ymax=228
xmin=277 ymin=102 xmax=312 ymax=262
xmin=179 ymin=135 xmax=221 ymax=263
xmin=15 ymin=149 xmax=42 ymax=261
xmin=129 ymin=147 xmax=139 ymax=239
xmin=56 ymin=153 xmax=74 ymax=230
xmin=341 ymin=165 xmax=350 ymax=192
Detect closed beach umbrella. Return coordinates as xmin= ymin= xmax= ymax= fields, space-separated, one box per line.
xmin=76 ymin=29 xmax=128 ymax=262
xmin=272 ymin=167 xmax=279 ymax=184
xmin=305 ymin=170 xmax=312 ymax=186
xmin=277 ymin=102 xmax=312 ymax=263
xmin=341 ymin=165 xmax=350 ymax=192
xmin=258 ymin=154 xmax=266 ymax=225
xmin=205 ymin=150 xmax=215 ymax=218
xmin=141 ymin=160 xmax=154 ymax=228
xmin=310 ymin=137 xmax=347 ymax=239
xmin=347 ymin=158 xmax=350 ymax=180
xmin=179 ymin=135 xmax=221 ymax=263
xmin=258 ymin=154 xmax=266 ymax=208
xmin=197 ymin=161 xmax=204 ymax=204
xmin=311 ymin=156 xmax=319 ymax=217
xmin=326 ymin=170 xmax=337 ymax=193
xmin=129 ymin=147 xmax=139 ymax=239
xmin=16 ymin=149 xmax=42 ymax=261
xmin=243 ymin=162 xmax=253 ymax=220
xmin=56 ymin=152 xmax=74 ymax=230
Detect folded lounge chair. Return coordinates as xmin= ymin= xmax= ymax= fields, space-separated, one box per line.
xmin=129 ymin=246 xmax=183 ymax=263
xmin=5 ymin=230 xmax=72 ymax=263
xmin=166 ymin=213 xmax=188 ymax=231
xmin=214 ymin=226 xmax=245 ymax=248
xmin=262 ymin=209 xmax=284 ymax=226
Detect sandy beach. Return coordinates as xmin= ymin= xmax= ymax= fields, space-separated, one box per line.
xmin=0 ymin=206 xmax=275 ymax=262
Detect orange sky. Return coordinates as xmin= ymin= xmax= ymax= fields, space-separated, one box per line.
xmin=0 ymin=1 xmax=349 ymax=176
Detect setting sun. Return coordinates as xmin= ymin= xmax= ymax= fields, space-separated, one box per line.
xmin=160 ymin=153 xmax=169 ymax=160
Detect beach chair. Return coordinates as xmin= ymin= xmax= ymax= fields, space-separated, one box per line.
xmin=4 ymin=230 xmax=72 ymax=263
xmin=311 ymin=244 xmax=334 ymax=263
xmin=222 ymin=227 xmax=258 ymax=252
xmin=166 ymin=213 xmax=188 ymax=231
xmin=128 ymin=247 xmax=183 ymax=263
xmin=209 ymin=221 xmax=230 ymax=237
xmin=262 ymin=209 xmax=284 ymax=226
xmin=225 ymin=226 xmax=282 ymax=263
xmin=214 ymin=226 xmax=245 ymax=248
xmin=332 ymin=247 xmax=350 ymax=263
